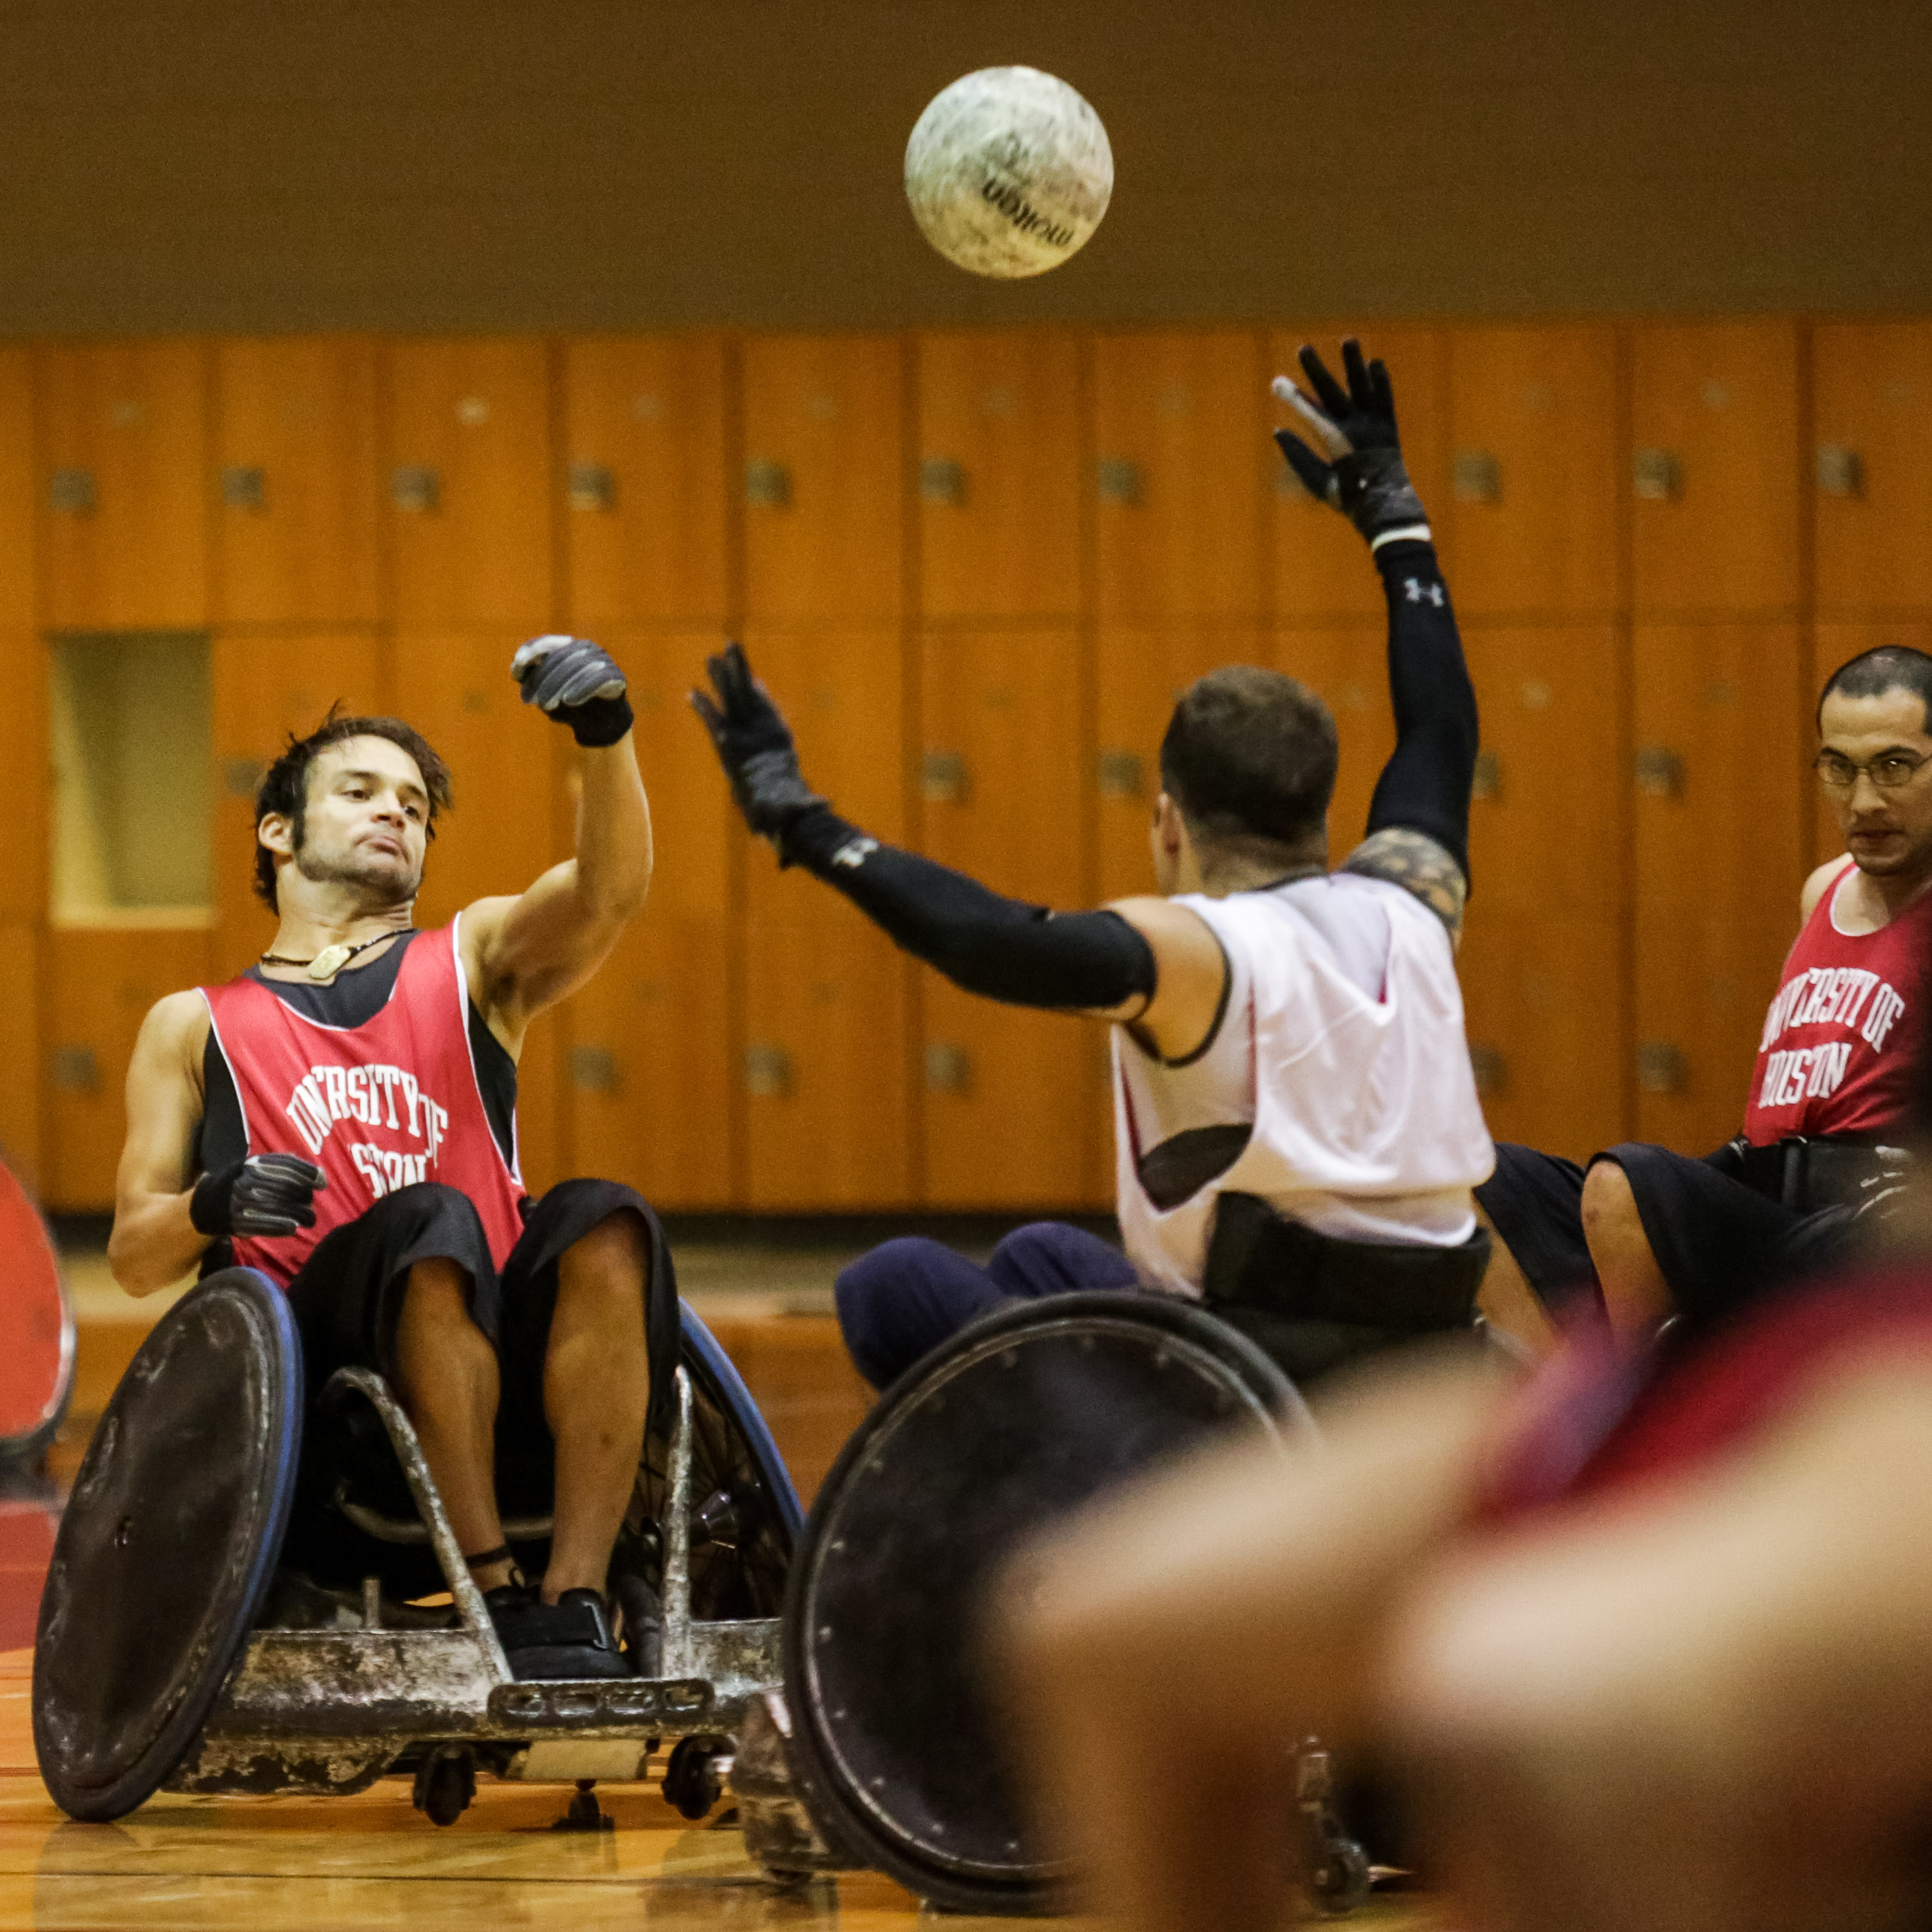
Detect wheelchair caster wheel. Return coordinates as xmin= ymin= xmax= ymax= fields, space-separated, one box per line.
xmin=663 ymin=1735 xmax=730 ymax=1820
xmin=1309 ymin=1835 xmax=1371 ymax=1917
xmin=412 ymin=1747 xmax=476 ymax=1827
xmin=553 ymin=1780 xmax=615 ymax=1832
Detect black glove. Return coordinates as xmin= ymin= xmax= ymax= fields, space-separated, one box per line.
xmin=511 ymin=635 xmax=634 ymax=747
xmin=190 ymin=1153 xmax=327 ymax=1240
xmin=690 ymin=642 xmax=828 ymax=857
xmin=1273 ymin=338 xmax=1429 ymax=544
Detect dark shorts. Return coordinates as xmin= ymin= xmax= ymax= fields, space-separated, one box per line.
xmin=278 ymin=1177 xmax=662 ymax=1585
xmin=834 ymin=1222 xmax=1141 ymax=1391
xmin=1477 ymin=1140 xmax=1856 ymax=1326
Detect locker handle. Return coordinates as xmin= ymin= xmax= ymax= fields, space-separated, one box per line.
xmin=1095 ymin=458 xmax=1142 ymax=507
xmin=568 ymin=461 xmax=616 ymax=512
xmin=221 ymin=465 xmax=266 ymax=512
xmin=744 ymin=1043 xmax=792 ymax=1098
xmin=920 ymin=457 xmax=967 ymax=507
xmin=925 ymin=1042 xmax=972 ymax=1096
xmin=745 ymin=459 xmax=791 ymax=509
xmin=1452 ymin=451 xmax=1502 ymax=505
xmin=1633 ymin=745 xmax=1685 ymax=798
xmin=1635 ymin=1041 xmax=1686 ymax=1094
xmin=1631 ymin=449 xmax=1683 ymax=501
xmin=1097 ymin=749 xmax=1145 ymax=799
xmin=922 ymin=750 xmax=969 ymax=804
xmin=1468 ymin=1044 xmax=1507 ymax=1096
xmin=222 ymin=759 xmax=266 ymax=799
xmin=49 ymin=1046 xmax=98 ymax=1094
xmin=392 ymin=465 xmax=440 ymax=513
xmin=48 ymin=468 xmax=95 ymax=515
xmin=1470 ymin=750 xmax=1501 ymax=802
xmin=1815 ymin=445 xmax=1863 ymax=499
xmin=568 ymin=1045 xmax=619 ymax=1093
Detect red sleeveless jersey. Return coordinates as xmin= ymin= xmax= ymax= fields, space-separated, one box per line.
xmin=1742 ymin=862 xmax=1932 ymax=1145
xmin=199 ymin=918 xmax=526 ymax=1285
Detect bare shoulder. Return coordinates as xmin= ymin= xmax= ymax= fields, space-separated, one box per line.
xmin=1104 ymin=895 xmax=1222 ymax=958
xmin=1800 ymin=854 xmax=1855 ymax=922
xmin=1340 ymin=828 xmax=1468 ymax=939
xmin=138 ymin=989 xmax=211 ymax=1059
xmin=456 ymin=893 xmax=520 ymax=975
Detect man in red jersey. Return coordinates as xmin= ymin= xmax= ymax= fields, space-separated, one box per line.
xmin=1477 ymin=645 xmax=1932 ymax=1349
xmin=107 ymin=636 xmax=663 ymax=1680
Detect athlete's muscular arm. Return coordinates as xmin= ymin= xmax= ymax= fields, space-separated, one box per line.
xmin=1276 ymin=343 xmax=1477 ymax=940
xmin=462 ymin=637 xmax=653 ymax=1048
xmin=108 ymin=993 xmax=212 ymax=1296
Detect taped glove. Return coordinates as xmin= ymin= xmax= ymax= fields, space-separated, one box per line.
xmin=190 ymin=1153 xmax=328 ymax=1240
xmin=1272 ymin=338 xmax=1429 ymax=545
xmin=690 ymin=642 xmax=828 ymax=857
xmin=511 ymin=635 xmax=634 ymax=747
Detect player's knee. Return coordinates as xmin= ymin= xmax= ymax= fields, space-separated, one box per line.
xmin=1580 ymin=1160 xmax=1638 ymax=1241
xmin=561 ymin=1208 xmax=651 ymax=1307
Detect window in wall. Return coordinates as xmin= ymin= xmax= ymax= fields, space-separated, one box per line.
xmin=49 ymin=631 xmax=212 ymax=925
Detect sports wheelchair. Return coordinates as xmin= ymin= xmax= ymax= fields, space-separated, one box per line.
xmin=33 ymin=1256 xmax=802 ymax=1831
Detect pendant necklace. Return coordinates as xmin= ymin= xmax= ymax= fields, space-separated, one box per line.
xmin=259 ymin=932 xmax=405 ymax=982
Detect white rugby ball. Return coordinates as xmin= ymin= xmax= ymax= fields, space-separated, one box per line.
xmin=904 ymin=66 xmax=1113 ymax=279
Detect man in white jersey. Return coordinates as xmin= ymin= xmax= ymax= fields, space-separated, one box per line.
xmin=695 ymin=341 xmax=1497 ymax=1389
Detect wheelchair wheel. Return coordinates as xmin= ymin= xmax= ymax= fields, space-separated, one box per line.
xmin=34 ymin=1269 xmax=302 ymax=1822
xmin=620 ymin=1301 xmax=805 ymax=1628
xmin=781 ymin=1289 xmax=1310 ymax=1915
xmin=0 ymin=1156 xmax=73 ymax=1470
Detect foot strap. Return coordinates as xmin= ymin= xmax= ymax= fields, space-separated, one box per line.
xmin=464 ymin=1543 xmax=514 ymax=1571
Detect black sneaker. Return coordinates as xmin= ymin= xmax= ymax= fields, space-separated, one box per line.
xmin=484 ymin=1584 xmax=632 ymax=1681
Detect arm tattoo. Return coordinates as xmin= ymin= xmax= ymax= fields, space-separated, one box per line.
xmin=1341 ymin=827 xmax=1468 ymax=939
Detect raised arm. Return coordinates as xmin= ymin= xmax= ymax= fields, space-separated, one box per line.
xmin=464 ymin=636 xmax=653 ymax=1047
xmin=1276 ymin=341 xmax=1478 ymax=937
xmin=692 ymin=644 xmax=1225 ymax=1059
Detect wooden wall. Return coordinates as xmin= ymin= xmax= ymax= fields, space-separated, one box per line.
xmin=8 ymin=318 xmax=1929 ymax=1212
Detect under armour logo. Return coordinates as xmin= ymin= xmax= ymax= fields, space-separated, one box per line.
xmin=831 ymin=837 xmax=879 ymax=870
xmin=1405 ymin=578 xmax=1445 ymax=607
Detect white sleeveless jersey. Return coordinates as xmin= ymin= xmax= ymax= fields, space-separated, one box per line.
xmin=1113 ymin=873 xmax=1495 ymax=1298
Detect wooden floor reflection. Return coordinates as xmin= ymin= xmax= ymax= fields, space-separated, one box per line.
xmin=0 ymin=1649 xmax=1445 ymax=1931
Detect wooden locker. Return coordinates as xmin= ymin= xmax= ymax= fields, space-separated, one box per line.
xmin=44 ymin=927 xmax=212 ymax=1212
xmin=386 ymin=338 xmax=555 ymax=632
xmin=0 ymin=351 xmax=34 ymax=635
xmin=1810 ymin=620 xmax=1932 ymax=866
xmin=1094 ymin=331 xmax=1267 ymax=624
xmin=739 ymin=627 xmax=913 ymax=1208
xmin=1458 ymin=911 xmax=1627 ymax=1162
xmin=1631 ymin=625 xmax=1807 ymax=1153
xmin=1631 ymin=322 xmax=1801 ymax=618
xmin=1272 ymin=626 xmax=1395 ymax=860
xmin=917 ymin=331 xmax=1085 ymax=623
xmin=1462 ymin=625 xmax=1626 ymax=916
xmin=1269 ymin=326 xmax=1445 ymax=623
xmin=207 ymin=631 xmax=391 ymax=982
xmin=1813 ymin=323 xmax=1932 ymax=617
xmin=38 ymin=340 xmax=210 ymax=631
xmin=392 ymin=631 xmax=573 ymax=928
xmin=741 ymin=336 xmax=905 ymax=625
xmin=214 ymin=337 xmax=382 ymax=628
xmin=0 ymin=631 xmax=46 ymax=925
xmin=0 ymin=920 xmax=39 ymax=1187
xmin=918 ymin=628 xmax=1092 ymax=1206
xmin=562 ymin=335 xmax=730 ymax=630
xmin=1443 ymin=326 xmax=1621 ymax=620
xmin=559 ymin=631 xmax=737 ymax=1209
xmin=1094 ymin=627 xmax=1269 ymax=902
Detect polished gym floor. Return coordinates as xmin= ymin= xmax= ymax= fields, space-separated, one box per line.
xmin=4 ymin=1237 xmax=1438 ymax=1929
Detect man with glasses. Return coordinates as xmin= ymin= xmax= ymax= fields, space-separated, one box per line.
xmin=1479 ymin=645 xmax=1932 ymax=1351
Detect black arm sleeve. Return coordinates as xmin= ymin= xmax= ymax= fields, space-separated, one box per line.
xmin=1363 ymin=538 xmax=1479 ymax=881
xmin=782 ymin=807 xmax=1157 ymax=1010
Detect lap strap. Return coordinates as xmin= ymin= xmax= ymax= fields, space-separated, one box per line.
xmin=1710 ymin=1135 xmax=1913 ymax=1212
xmin=1202 ymin=1192 xmax=1490 ymax=1332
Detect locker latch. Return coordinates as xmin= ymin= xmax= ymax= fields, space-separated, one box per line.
xmin=1452 ymin=452 xmax=1502 ymax=505
xmin=48 ymin=468 xmax=96 ymax=514
xmin=1635 ymin=1042 xmax=1687 ymax=1094
xmin=922 ymin=750 xmax=969 ymax=804
xmin=1468 ymin=1044 xmax=1507 ymax=1096
xmin=744 ymin=459 xmax=791 ymax=509
xmin=568 ymin=1046 xmax=619 ymax=1093
xmin=1815 ymin=445 xmax=1863 ymax=499
xmin=568 ymin=462 xmax=616 ymax=512
xmin=392 ymin=465 xmax=440 ymax=513
xmin=920 ymin=458 xmax=967 ymax=507
xmin=1095 ymin=458 xmax=1143 ymax=507
xmin=1470 ymin=750 xmax=1501 ymax=802
xmin=1633 ymin=745 xmax=1685 ymax=797
xmin=925 ymin=1043 xmax=972 ymax=1096
xmin=49 ymin=1046 xmax=98 ymax=1094
xmin=221 ymin=466 xmax=266 ymax=512
xmin=1631 ymin=449 xmax=1683 ymax=501
xmin=744 ymin=1044 xmax=792 ymax=1098
xmin=1096 ymin=749 xmax=1145 ymax=799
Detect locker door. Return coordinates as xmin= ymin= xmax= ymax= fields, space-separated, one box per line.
xmin=1443 ymin=326 xmax=1621 ymax=620
xmin=207 ymin=631 xmax=392 ymax=983
xmin=44 ymin=928 xmax=212 ymax=1212
xmin=1631 ymin=323 xmax=1801 ymax=618
xmin=741 ymin=336 xmax=904 ymax=625
xmin=1631 ymin=624 xmax=1806 ymax=1154
xmin=739 ymin=626 xmax=912 ymax=1208
xmin=562 ymin=336 xmax=730 ymax=630
xmin=1272 ymin=626 xmax=1394 ymax=859
xmin=1269 ymin=326 xmax=1445 ymax=624
xmin=214 ymin=338 xmax=382 ymax=627
xmin=1810 ymin=620 xmax=1932 ymax=866
xmin=0 ymin=631 xmax=47 ymax=927
xmin=0 ymin=920 xmax=38 ymax=1183
xmin=1093 ymin=627 xmax=1269 ymax=901
xmin=1812 ymin=323 xmax=1932 ymax=618
xmin=559 ymin=630 xmax=736 ymax=1209
xmin=1094 ymin=331 xmax=1266 ymax=623
xmin=1458 ymin=624 xmax=1628 ymax=1156
xmin=919 ymin=628 xmax=1091 ymax=1205
xmin=39 ymin=341 xmax=210 ymax=631
xmin=917 ymin=331 xmax=1084 ymax=622
xmin=0 ymin=351 xmax=34 ymax=635
xmin=386 ymin=339 xmax=555 ymax=632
